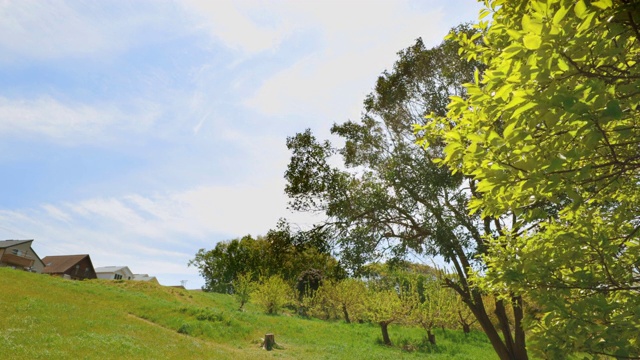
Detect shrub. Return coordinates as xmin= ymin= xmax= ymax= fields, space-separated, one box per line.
xmin=252 ymin=275 xmax=292 ymax=315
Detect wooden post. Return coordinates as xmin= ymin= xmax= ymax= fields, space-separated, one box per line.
xmin=264 ymin=333 xmax=275 ymax=350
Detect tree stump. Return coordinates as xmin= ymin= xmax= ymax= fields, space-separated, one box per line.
xmin=264 ymin=333 xmax=275 ymax=350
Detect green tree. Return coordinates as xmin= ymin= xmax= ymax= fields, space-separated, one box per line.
xmin=189 ymin=234 xmax=259 ymax=293
xmin=421 ymin=0 xmax=640 ymax=357
xmin=285 ymin=27 xmax=529 ymax=359
xmin=323 ymin=278 xmax=367 ymax=324
xmin=252 ymin=275 xmax=292 ymax=315
xmin=232 ymin=272 xmax=254 ymax=311
xmin=411 ymin=278 xmax=454 ymax=345
xmin=189 ymin=220 xmax=343 ymax=293
xmin=365 ymin=283 xmax=415 ymax=346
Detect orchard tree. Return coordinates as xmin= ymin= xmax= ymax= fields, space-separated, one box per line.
xmin=323 ymin=278 xmax=367 ymax=323
xmin=365 ymin=283 xmax=415 ymax=346
xmin=420 ymin=0 xmax=640 ymax=357
xmin=411 ymin=278 xmax=454 ymax=345
xmin=285 ymin=26 xmax=530 ymax=359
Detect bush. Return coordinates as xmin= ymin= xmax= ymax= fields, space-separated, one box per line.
xmin=252 ymin=275 xmax=292 ymax=315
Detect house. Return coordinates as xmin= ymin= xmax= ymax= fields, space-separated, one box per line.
xmin=0 ymin=239 xmax=45 ymax=273
xmin=95 ymin=266 xmax=134 ymax=280
xmin=42 ymin=254 xmax=97 ymax=280
xmin=133 ymin=274 xmax=159 ymax=284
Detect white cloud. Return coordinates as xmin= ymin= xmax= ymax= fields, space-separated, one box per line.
xmin=0 ymin=0 xmax=192 ymax=63
xmin=0 ymin=0 xmax=122 ymax=62
xmin=0 ymin=96 xmax=160 ymax=145
xmin=0 ymin=181 xmax=322 ymax=287
xmin=181 ymin=0 xmax=482 ymax=123
xmin=244 ymin=1 xmax=449 ymax=121
xmin=183 ymin=0 xmax=295 ymax=54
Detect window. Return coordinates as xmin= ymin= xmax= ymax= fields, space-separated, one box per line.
xmin=11 ymin=249 xmax=22 ymax=256
xmin=114 ymin=274 xmax=123 ymax=280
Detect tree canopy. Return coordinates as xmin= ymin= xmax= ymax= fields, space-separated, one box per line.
xmin=285 ymin=25 xmax=529 ymax=360
xmin=420 ymin=0 xmax=640 ymax=357
xmin=189 ymin=219 xmax=343 ymax=293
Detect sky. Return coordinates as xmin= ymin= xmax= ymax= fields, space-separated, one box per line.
xmin=0 ymin=0 xmax=483 ymax=289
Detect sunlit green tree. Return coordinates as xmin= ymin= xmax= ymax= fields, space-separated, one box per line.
xmin=420 ymin=0 xmax=640 ymax=357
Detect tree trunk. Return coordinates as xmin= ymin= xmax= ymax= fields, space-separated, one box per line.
xmin=467 ymin=293 xmax=517 ymax=360
xmin=495 ymin=299 xmax=516 ymax=357
xmin=512 ymin=296 xmax=528 ymax=360
xmin=427 ymin=329 xmax=436 ymax=345
xmin=380 ymin=322 xmax=392 ymax=346
xmin=462 ymin=323 xmax=470 ymax=334
xmin=264 ymin=333 xmax=275 ymax=351
xmin=342 ymin=304 xmax=351 ymax=324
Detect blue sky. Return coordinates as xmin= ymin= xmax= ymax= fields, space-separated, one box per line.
xmin=0 ymin=0 xmax=483 ymax=289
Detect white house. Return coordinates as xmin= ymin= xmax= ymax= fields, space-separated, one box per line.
xmin=133 ymin=274 xmax=159 ymax=283
xmin=95 ymin=266 xmax=134 ymax=280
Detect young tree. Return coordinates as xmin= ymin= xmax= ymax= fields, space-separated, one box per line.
xmin=365 ymin=284 xmax=415 ymax=346
xmin=323 ymin=278 xmax=367 ymax=324
xmin=252 ymin=275 xmax=292 ymax=315
xmin=421 ymin=0 xmax=640 ymax=357
xmin=232 ymin=272 xmax=254 ymax=311
xmin=411 ymin=278 xmax=454 ymax=345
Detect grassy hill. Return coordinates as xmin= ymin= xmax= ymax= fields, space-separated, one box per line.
xmin=0 ymin=268 xmax=497 ymax=359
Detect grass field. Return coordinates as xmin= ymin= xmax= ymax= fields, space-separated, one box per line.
xmin=0 ymin=268 xmax=498 ymax=359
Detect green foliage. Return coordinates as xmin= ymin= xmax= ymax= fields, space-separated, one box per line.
xmin=365 ymin=277 xmax=417 ymax=346
xmin=189 ymin=219 xmax=343 ymax=293
xmin=233 ymin=272 xmax=254 ymax=310
xmin=285 ymin=24 xmax=530 ymax=360
xmin=421 ymin=0 xmax=640 ymax=357
xmin=411 ymin=279 xmax=455 ymax=341
xmin=252 ymin=275 xmax=293 ymax=315
xmin=285 ymin=28 xmax=480 ymax=274
xmin=320 ymin=278 xmax=368 ymax=323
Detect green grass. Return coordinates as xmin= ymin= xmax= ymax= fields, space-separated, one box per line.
xmin=0 ymin=268 xmax=497 ymax=359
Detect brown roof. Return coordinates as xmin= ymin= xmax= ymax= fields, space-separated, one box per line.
xmin=42 ymin=254 xmax=91 ymax=274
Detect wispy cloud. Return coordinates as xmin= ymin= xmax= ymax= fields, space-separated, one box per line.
xmin=243 ymin=1 xmax=451 ymax=121
xmin=0 ymin=1 xmax=192 ymax=63
xmin=0 ymin=96 xmax=160 ymax=145
xmin=0 ymin=181 xmax=321 ymax=286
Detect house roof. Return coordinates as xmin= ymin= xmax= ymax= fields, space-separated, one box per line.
xmin=95 ymin=266 xmax=131 ymax=273
xmin=0 ymin=240 xmax=33 ymax=249
xmin=42 ymin=255 xmax=91 ymax=274
xmin=133 ymin=274 xmax=157 ymax=282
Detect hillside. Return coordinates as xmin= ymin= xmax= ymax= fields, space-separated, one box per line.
xmin=0 ymin=268 xmax=496 ymax=359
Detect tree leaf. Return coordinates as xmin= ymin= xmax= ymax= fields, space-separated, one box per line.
xmin=523 ymin=34 xmax=542 ymax=50
xmin=512 ymin=101 xmax=537 ymax=118
xmin=602 ymin=100 xmax=622 ymax=119
xmin=574 ymin=0 xmax=587 ymax=19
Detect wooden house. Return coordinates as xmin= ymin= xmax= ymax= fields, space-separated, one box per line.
xmin=42 ymin=254 xmax=97 ymax=280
